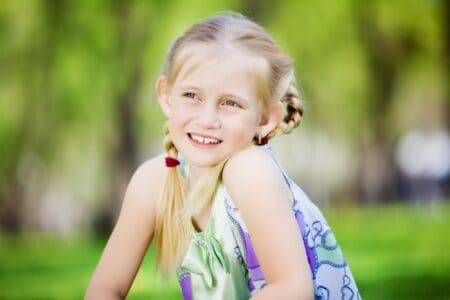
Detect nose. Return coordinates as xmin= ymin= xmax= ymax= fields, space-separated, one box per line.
xmin=195 ymin=103 xmax=221 ymax=129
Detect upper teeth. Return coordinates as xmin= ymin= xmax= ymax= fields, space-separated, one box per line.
xmin=191 ymin=134 xmax=220 ymax=144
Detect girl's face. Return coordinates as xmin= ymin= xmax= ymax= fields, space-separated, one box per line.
xmin=157 ymin=45 xmax=281 ymax=168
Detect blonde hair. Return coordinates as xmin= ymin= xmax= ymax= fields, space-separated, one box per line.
xmin=154 ymin=12 xmax=304 ymax=273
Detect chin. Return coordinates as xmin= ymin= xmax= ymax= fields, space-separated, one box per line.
xmin=189 ymin=159 xmax=223 ymax=168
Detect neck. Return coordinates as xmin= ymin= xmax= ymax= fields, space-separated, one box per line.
xmin=187 ymin=165 xmax=213 ymax=189
xmin=186 ymin=159 xmax=229 ymax=191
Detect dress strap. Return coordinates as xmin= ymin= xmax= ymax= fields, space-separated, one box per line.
xmin=261 ymin=145 xmax=295 ymax=195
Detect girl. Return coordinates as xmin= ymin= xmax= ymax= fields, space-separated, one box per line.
xmin=86 ymin=12 xmax=360 ymax=300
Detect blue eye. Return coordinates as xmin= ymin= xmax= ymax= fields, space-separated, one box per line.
xmin=184 ymin=92 xmax=198 ymax=100
xmin=224 ymin=99 xmax=240 ymax=107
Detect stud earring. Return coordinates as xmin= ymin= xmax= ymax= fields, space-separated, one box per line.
xmin=257 ymin=133 xmax=269 ymax=145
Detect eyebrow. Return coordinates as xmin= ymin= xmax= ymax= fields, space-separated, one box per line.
xmin=179 ymin=85 xmax=249 ymax=104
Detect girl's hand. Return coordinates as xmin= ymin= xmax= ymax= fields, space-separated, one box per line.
xmin=85 ymin=155 xmax=166 ymax=299
xmin=223 ymin=146 xmax=314 ymax=300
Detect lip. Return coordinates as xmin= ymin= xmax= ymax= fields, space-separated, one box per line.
xmin=187 ymin=132 xmax=222 ymax=148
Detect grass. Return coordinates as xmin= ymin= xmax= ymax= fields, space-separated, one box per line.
xmin=325 ymin=202 xmax=450 ymax=299
xmin=0 ymin=234 xmax=180 ymax=300
xmin=0 ymin=202 xmax=449 ymax=299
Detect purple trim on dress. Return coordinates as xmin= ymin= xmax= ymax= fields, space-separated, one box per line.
xmin=242 ymin=230 xmax=259 ymax=268
xmin=249 ymin=265 xmax=265 ymax=281
xmin=242 ymin=230 xmax=265 ymax=281
xmin=295 ymin=210 xmax=317 ymax=277
xmin=180 ymin=273 xmax=193 ymax=300
xmin=247 ymin=278 xmax=255 ymax=291
xmin=225 ymin=198 xmax=266 ymax=286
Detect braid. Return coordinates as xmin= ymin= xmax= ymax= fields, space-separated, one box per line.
xmin=155 ymin=123 xmax=190 ymax=273
xmin=163 ymin=124 xmax=178 ymax=158
xmin=281 ymin=82 xmax=304 ymax=134
xmin=156 ymin=123 xmax=227 ymax=273
xmin=265 ymin=81 xmax=304 ymax=141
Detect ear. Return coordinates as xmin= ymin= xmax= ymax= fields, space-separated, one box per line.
xmin=257 ymin=101 xmax=284 ymax=137
xmin=155 ymin=75 xmax=171 ymax=118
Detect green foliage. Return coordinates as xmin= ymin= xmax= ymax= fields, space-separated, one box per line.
xmin=0 ymin=203 xmax=449 ymax=299
xmin=0 ymin=0 xmax=241 ymax=227
xmin=268 ymin=0 xmax=447 ymax=141
xmin=0 ymin=0 xmax=447 ymax=239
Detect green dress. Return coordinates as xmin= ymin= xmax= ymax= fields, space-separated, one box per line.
xmin=177 ymin=146 xmax=360 ymax=300
xmin=178 ymin=183 xmax=251 ymax=299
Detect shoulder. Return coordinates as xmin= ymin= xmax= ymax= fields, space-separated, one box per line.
xmin=223 ymin=145 xmax=281 ymax=183
xmin=132 ymin=153 xmax=166 ymax=184
xmin=222 ymin=146 xmax=290 ymax=208
xmin=123 ymin=153 xmax=167 ymax=210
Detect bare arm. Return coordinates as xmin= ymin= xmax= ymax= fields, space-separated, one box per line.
xmin=223 ymin=147 xmax=314 ymax=300
xmin=85 ymin=154 xmax=166 ymax=299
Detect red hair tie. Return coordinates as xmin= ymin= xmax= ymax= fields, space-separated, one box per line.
xmin=165 ymin=157 xmax=180 ymax=167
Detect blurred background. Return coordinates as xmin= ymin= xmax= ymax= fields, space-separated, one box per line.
xmin=0 ymin=0 xmax=449 ymax=299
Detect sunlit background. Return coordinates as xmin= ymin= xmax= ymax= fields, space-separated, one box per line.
xmin=0 ymin=1 xmax=449 ymax=299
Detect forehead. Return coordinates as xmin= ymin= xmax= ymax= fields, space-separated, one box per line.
xmin=173 ymin=44 xmax=269 ymax=97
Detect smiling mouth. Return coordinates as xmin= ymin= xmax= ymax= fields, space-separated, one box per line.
xmin=188 ymin=133 xmax=222 ymax=145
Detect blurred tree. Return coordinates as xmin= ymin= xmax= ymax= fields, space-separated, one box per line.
xmin=353 ymin=1 xmax=448 ymax=202
xmin=93 ymin=0 xmax=157 ymax=232
xmin=0 ymin=0 xmax=447 ymax=232
xmin=267 ymin=0 xmax=448 ymax=203
xmin=0 ymin=0 xmax=239 ymax=232
xmin=354 ymin=2 xmax=421 ymax=202
xmin=0 ymin=0 xmax=64 ymax=230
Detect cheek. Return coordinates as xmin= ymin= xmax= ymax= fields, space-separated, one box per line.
xmin=170 ymin=104 xmax=190 ymax=124
xmin=224 ymin=116 xmax=258 ymax=139
xmin=168 ymin=114 xmax=186 ymax=138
